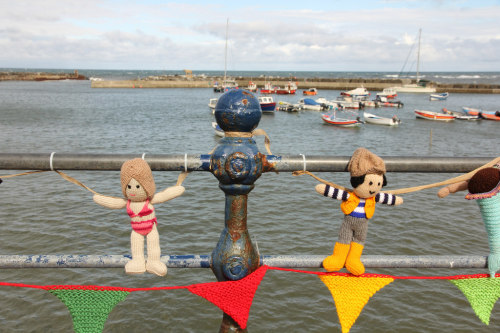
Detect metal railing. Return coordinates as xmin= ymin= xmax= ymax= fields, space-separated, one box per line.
xmin=0 ymin=152 xmax=492 ymax=272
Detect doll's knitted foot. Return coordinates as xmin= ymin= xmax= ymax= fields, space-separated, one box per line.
xmin=323 ymin=242 xmax=350 ymax=272
xmin=146 ymin=260 xmax=167 ymax=276
xmin=345 ymin=242 xmax=365 ymax=276
xmin=125 ymin=258 xmax=146 ymax=274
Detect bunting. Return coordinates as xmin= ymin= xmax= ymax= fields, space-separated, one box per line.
xmin=46 ymin=286 xmax=130 ymax=333
xmin=450 ymin=277 xmax=500 ymax=325
xmin=0 ymin=268 xmax=499 ymax=333
xmin=187 ymin=265 xmax=268 ymax=329
xmin=319 ymin=274 xmax=394 ymax=333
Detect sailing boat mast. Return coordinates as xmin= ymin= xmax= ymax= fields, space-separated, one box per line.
xmin=223 ymin=18 xmax=228 ymax=85
xmin=416 ymin=28 xmax=421 ymax=83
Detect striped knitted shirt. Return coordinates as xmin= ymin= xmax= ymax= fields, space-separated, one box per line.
xmin=323 ymin=184 xmax=397 ymax=218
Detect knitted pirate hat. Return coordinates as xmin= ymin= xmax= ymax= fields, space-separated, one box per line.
xmin=348 ymin=148 xmax=386 ymax=177
xmin=466 ymin=167 xmax=500 ymax=200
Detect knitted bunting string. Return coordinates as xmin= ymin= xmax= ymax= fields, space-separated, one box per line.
xmin=0 ymin=267 xmax=500 ymax=333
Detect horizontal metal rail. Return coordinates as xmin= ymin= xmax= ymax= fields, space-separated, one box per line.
xmin=0 ymin=153 xmax=494 ymax=173
xmin=0 ymin=255 xmax=487 ymax=269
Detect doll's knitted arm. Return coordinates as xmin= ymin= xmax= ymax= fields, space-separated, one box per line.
xmin=376 ymin=192 xmax=403 ymax=205
xmin=315 ymin=184 xmax=349 ymax=201
xmin=93 ymin=194 xmax=127 ymax=209
xmin=151 ymin=185 xmax=185 ymax=204
xmin=437 ymin=180 xmax=468 ymax=198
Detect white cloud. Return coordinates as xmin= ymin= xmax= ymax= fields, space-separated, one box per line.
xmin=0 ymin=0 xmax=498 ymax=70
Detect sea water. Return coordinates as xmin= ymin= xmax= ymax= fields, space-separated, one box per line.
xmin=0 ymin=76 xmax=499 ymax=332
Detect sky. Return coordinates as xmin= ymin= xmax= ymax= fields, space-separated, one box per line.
xmin=1 ymin=0 xmax=499 ymax=72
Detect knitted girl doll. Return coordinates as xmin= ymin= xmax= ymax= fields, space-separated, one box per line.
xmin=93 ymin=158 xmax=185 ymax=276
xmin=315 ymin=148 xmax=403 ymax=276
xmin=438 ymin=166 xmax=500 ymax=277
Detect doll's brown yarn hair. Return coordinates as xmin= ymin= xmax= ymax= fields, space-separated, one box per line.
xmin=120 ymin=158 xmax=156 ymax=199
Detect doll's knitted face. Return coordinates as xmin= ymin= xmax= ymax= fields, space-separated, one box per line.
xmin=125 ymin=178 xmax=148 ymax=202
xmin=353 ymin=173 xmax=384 ymax=199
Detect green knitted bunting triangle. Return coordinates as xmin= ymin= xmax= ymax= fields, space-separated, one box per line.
xmin=450 ymin=277 xmax=500 ymax=325
xmin=47 ymin=288 xmax=130 ymax=333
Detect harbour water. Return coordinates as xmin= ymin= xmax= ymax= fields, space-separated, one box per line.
xmin=0 ymin=75 xmax=499 ymax=332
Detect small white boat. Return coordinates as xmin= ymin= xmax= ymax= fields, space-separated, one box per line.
xmin=321 ymin=110 xmax=362 ymax=127
xmin=364 ymin=112 xmax=401 ymax=126
xmin=315 ymin=98 xmax=339 ymax=110
xmin=333 ymin=96 xmax=361 ymax=109
xmin=376 ymin=88 xmax=397 ymax=99
xmin=414 ymin=109 xmax=455 ymax=121
xmin=208 ymin=98 xmax=218 ymax=110
xmin=430 ymin=92 xmax=449 ymax=101
xmin=298 ymin=98 xmax=324 ymax=111
xmin=212 ymin=122 xmax=225 ymax=137
xmin=341 ymin=87 xmax=370 ymax=98
xmin=354 ymin=96 xmax=376 ymax=107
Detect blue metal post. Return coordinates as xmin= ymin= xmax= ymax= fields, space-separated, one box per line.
xmin=210 ymin=90 xmax=263 ymax=332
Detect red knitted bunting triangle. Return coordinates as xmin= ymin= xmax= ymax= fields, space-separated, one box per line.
xmin=187 ymin=265 xmax=268 ymax=329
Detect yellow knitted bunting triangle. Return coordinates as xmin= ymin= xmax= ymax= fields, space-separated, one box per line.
xmin=319 ymin=274 xmax=394 ymax=333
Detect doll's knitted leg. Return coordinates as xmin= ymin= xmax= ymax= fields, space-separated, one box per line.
xmin=146 ymin=225 xmax=167 ymax=276
xmin=323 ymin=242 xmax=350 ymax=272
xmin=345 ymin=242 xmax=365 ymax=276
xmin=125 ymin=231 xmax=146 ymax=274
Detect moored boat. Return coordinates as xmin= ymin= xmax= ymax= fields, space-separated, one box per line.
xmin=298 ymin=98 xmax=324 ymax=111
xmin=376 ymin=88 xmax=398 ymax=99
xmin=247 ymin=81 xmax=257 ymax=92
xmin=479 ymin=111 xmax=500 ymax=121
xmin=414 ymin=109 xmax=455 ymax=121
xmin=363 ymin=112 xmax=400 ymax=126
xmin=277 ymin=101 xmax=299 ymax=112
xmin=212 ymin=122 xmax=225 ymax=137
xmin=441 ymin=108 xmax=479 ymax=120
xmin=275 ymin=81 xmax=297 ymax=94
xmin=462 ymin=106 xmax=498 ymax=116
xmin=208 ymin=98 xmax=218 ymax=110
xmin=341 ymin=87 xmax=369 ymax=98
xmin=430 ymin=92 xmax=449 ymax=101
xmin=321 ymin=111 xmax=362 ymax=127
xmin=258 ymin=96 xmax=276 ymax=113
xmin=375 ymin=96 xmax=404 ymax=108
xmin=303 ymin=88 xmax=318 ymax=95
xmin=260 ymin=81 xmax=275 ymax=94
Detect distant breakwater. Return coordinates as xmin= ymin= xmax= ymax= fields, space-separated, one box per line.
xmin=91 ymin=76 xmax=500 ymax=93
xmin=0 ymin=70 xmax=87 ymax=81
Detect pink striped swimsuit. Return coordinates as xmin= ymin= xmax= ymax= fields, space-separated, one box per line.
xmin=126 ymin=199 xmax=157 ymax=236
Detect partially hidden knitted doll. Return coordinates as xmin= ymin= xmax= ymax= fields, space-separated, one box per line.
xmin=315 ymin=148 xmax=403 ymax=276
xmin=438 ymin=165 xmax=500 ymax=278
xmin=93 ymin=158 xmax=185 ymax=277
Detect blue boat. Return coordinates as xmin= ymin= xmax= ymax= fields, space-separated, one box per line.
xmin=258 ymin=96 xmax=276 ymax=113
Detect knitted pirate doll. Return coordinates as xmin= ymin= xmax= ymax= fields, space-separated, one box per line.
xmin=438 ymin=165 xmax=500 ymax=277
xmin=93 ymin=158 xmax=185 ymax=277
xmin=315 ymin=148 xmax=403 ymax=276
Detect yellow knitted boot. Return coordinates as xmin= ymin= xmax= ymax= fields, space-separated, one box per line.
xmin=323 ymin=242 xmax=350 ymax=272
xmin=345 ymin=242 xmax=365 ymax=276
